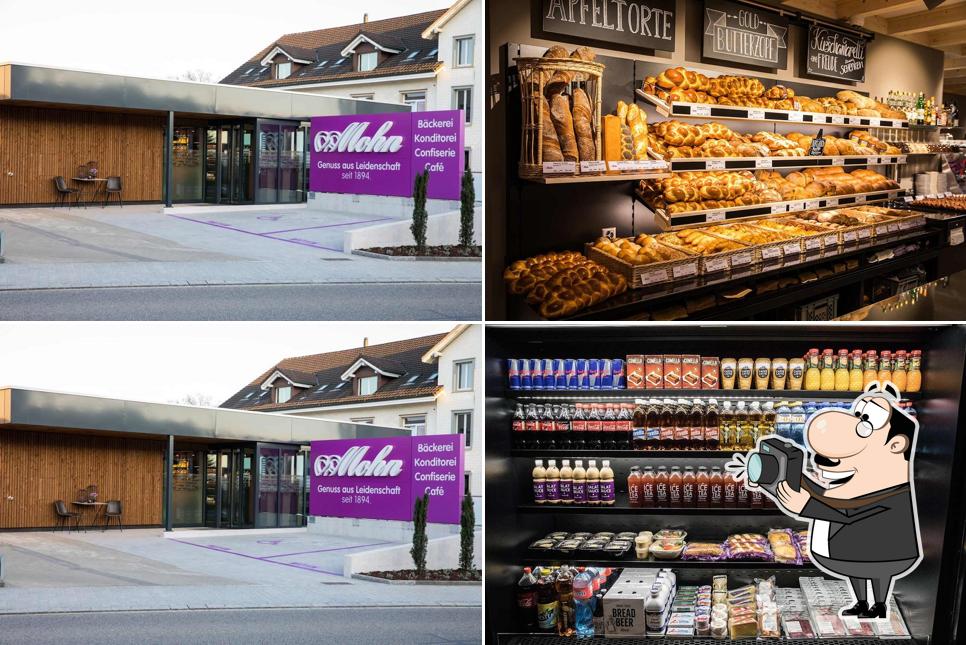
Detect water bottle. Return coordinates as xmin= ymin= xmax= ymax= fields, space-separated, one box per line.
xmin=573 ymin=567 xmax=595 ymax=638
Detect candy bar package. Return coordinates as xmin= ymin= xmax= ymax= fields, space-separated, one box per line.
xmin=644 ymin=355 xmax=664 ymax=389
xmin=725 ymin=533 xmax=773 ymax=561
xmin=701 ymin=357 xmax=720 ymax=389
xmin=681 ymin=541 xmax=725 ymax=561
xmin=627 ymin=354 xmax=645 ymax=389
xmin=767 ymin=528 xmax=802 ymax=565
xmin=681 ymin=355 xmax=701 ymax=389
xmin=662 ymin=355 xmax=682 ymax=389
xmin=794 ymin=529 xmax=810 ymax=563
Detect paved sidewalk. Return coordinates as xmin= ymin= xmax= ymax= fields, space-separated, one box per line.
xmin=0 ymin=530 xmax=480 ymax=614
xmin=0 ymin=205 xmax=480 ymax=290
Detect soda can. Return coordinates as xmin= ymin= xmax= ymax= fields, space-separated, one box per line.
xmin=506 ymin=359 xmax=521 ymax=390
xmin=564 ymin=359 xmax=577 ymax=389
xmin=588 ymin=359 xmax=601 ymax=389
xmin=612 ymin=359 xmax=626 ymax=389
xmin=600 ymin=358 xmax=614 ymax=389
xmin=530 ymin=359 xmax=544 ymax=390
xmin=576 ymin=359 xmax=589 ymax=390
xmin=552 ymin=358 xmax=566 ymax=389
xmin=519 ymin=359 xmax=532 ymax=390
xmin=542 ymin=358 xmax=555 ymax=391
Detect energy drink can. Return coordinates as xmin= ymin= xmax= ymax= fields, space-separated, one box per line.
xmin=612 ymin=359 xmax=626 ymax=389
xmin=552 ymin=359 xmax=566 ymax=389
xmin=564 ymin=359 xmax=577 ymax=389
xmin=588 ymin=359 xmax=601 ymax=389
xmin=600 ymin=359 xmax=614 ymax=389
xmin=530 ymin=359 xmax=544 ymax=390
xmin=520 ymin=359 xmax=532 ymax=390
xmin=542 ymin=359 xmax=555 ymax=391
xmin=507 ymin=359 xmax=521 ymax=390
xmin=577 ymin=359 xmax=589 ymax=389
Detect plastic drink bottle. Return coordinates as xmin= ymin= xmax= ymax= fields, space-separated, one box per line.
xmin=586 ymin=460 xmax=601 ymax=505
xmin=517 ymin=567 xmax=538 ymax=631
xmin=532 ymin=460 xmax=547 ymax=504
xmin=599 ymin=460 xmax=615 ymax=506
xmin=572 ymin=460 xmax=586 ymax=504
xmin=555 ymin=565 xmax=575 ymax=636
xmin=545 ymin=460 xmax=560 ymax=504
xmin=559 ymin=459 xmax=574 ymax=504
xmin=573 ymin=567 xmax=595 ymax=637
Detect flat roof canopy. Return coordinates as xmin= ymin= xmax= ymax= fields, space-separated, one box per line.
xmin=0 ymin=387 xmax=408 ymax=444
xmin=0 ymin=63 xmax=408 ymax=120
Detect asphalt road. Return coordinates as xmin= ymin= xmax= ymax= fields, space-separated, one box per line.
xmin=0 ymin=606 xmax=482 ymax=645
xmin=0 ymin=283 xmax=482 ymax=320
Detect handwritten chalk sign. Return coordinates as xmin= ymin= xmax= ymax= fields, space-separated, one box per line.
xmin=806 ymin=24 xmax=867 ymax=83
xmin=703 ymin=0 xmax=788 ymax=68
xmin=542 ymin=0 xmax=676 ymax=53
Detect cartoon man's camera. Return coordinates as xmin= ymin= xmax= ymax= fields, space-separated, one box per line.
xmin=729 ymin=381 xmax=922 ymax=620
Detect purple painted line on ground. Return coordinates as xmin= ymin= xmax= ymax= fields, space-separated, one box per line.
xmin=168 ymin=538 xmax=344 ymax=577
xmin=167 ymin=213 xmax=344 ymax=253
xmin=261 ymin=541 xmax=391 ymax=560
xmin=261 ymin=217 xmax=393 ymax=235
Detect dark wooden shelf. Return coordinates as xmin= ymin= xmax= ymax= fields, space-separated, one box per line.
xmin=518 ymin=504 xmax=787 ymax=515
xmin=507 ymin=389 xmax=921 ymax=400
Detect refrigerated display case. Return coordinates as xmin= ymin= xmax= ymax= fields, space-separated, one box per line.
xmin=485 ymin=325 xmax=966 ymax=644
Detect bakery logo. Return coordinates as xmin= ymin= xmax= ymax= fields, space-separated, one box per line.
xmin=807 ymin=24 xmax=867 ymax=82
xmin=313 ymin=121 xmax=404 ymax=154
xmin=703 ymin=0 xmax=788 ymax=67
xmin=313 ymin=445 xmax=405 ymax=478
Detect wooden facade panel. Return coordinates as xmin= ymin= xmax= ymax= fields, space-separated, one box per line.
xmin=0 ymin=105 xmax=164 ymax=205
xmin=0 ymin=429 xmax=164 ymax=528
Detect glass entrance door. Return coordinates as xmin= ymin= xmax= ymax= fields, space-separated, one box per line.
xmin=205 ymin=447 xmax=254 ymax=528
xmin=203 ymin=124 xmax=253 ymax=204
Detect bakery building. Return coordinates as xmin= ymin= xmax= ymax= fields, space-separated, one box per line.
xmin=488 ymin=0 xmax=966 ymax=322
xmin=0 ymin=63 xmax=406 ymax=207
xmin=0 ymin=387 xmax=408 ymax=530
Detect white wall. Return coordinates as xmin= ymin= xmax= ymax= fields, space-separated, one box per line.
xmin=431 ymin=325 xmax=482 ymax=499
xmin=290 ymin=76 xmax=437 ymax=111
xmin=291 ymin=399 xmax=437 ymax=434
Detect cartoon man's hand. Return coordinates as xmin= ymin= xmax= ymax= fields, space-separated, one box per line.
xmin=776 ymin=481 xmax=810 ymax=515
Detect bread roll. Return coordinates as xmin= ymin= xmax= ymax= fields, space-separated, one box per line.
xmin=836 ymin=90 xmax=876 ymax=110
xmin=572 ymin=88 xmax=596 ymax=161
xmin=550 ymin=93 xmax=578 ymax=162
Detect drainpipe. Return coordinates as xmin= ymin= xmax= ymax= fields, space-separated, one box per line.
xmin=164 ymin=435 xmax=174 ymax=531
xmin=165 ymin=111 xmax=174 ymax=208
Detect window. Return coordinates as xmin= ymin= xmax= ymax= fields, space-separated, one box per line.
xmin=275 ymin=61 xmax=292 ymax=80
xmin=358 ymin=375 xmax=378 ymax=396
xmin=464 ymin=148 xmax=471 ymax=171
xmin=351 ymin=93 xmax=374 ymax=100
xmin=455 ymin=360 xmax=474 ymax=391
xmin=464 ymin=473 xmax=471 ymax=495
xmin=276 ymin=385 xmax=292 ymax=404
xmin=351 ymin=417 xmax=374 ymax=424
xmin=453 ymin=87 xmax=472 ymax=123
xmin=402 ymin=415 xmax=427 ymax=433
xmin=403 ymin=91 xmax=426 ymax=112
xmin=453 ymin=411 xmax=472 ymax=447
xmin=454 ymin=36 xmax=474 ymax=67
xmin=358 ymin=51 xmax=378 ymax=72
xmin=406 ymin=50 xmax=420 ymax=60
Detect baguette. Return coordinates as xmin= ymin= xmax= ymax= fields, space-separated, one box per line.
xmin=572 ymin=88 xmax=596 ymax=161
xmin=550 ymin=93 xmax=579 ymax=162
xmin=541 ymin=96 xmax=564 ymax=162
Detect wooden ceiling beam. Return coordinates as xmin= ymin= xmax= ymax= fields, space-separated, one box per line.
xmin=926 ymin=26 xmax=966 ymax=48
xmin=836 ymin=0 xmax=922 ymax=20
xmin=945 ymin=57 xmax=966 ymax=71
xmin=887 ymin=4 xmax=966 ymax=36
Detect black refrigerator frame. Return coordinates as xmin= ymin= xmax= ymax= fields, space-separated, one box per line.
xmin=485 ymin=324 xmax=966 ymax=644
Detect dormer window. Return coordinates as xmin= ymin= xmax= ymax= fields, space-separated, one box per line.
xmin=276 ymin=385 xmax=292 ymax=403
xmin=358 ymin=375 xmax=378 ymax=396
xmin=276 ymin=62 xmax=292 ymax=80
xmin=358 ymin=52 xmax=377 ymax=72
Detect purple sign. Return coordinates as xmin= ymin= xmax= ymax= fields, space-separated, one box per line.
xmin=309 ymin=110 xmax=464 ymax=201
xmin=309 ymin=435 xmax=464 ymax=524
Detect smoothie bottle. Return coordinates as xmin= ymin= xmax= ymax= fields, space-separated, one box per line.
xmin=834 ymin=349 xmax=850 ymax=391
xmin=600 ymin=460 xmax=615 ymax=506
xmin=586 ymin=460 xmax=600 ymax=506
xmin=804 ymin=349 xmax=821 ymax=390
xmin=546 ymin=459 xmax=560 ymax=504
xmin=849 ymin=349 xmax=864 ymax=391
xmin=820 ymin=349 xmax=836 ymax=390
xmin=863 ymin=350 xmax=879 ymax=388
xmin=907 ymin=350 xmax=922 ymax=392
xmin=533 ymin=459 xmax=547 ymax=504
xmin=878 ymin=350 xmax=893 ymax=384
xmin=572 ymin=460 xmax=587 ymax=505
xmin=559 ymin=459 xmax=574 ymax=505
xmin=892 ymin=350 xmax=908 ymax=391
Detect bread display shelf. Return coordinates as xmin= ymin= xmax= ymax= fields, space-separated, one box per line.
xmin=525 ymin=169 xmax=671 ymax=184
xmin=585 ymin=241 xmax=699 ymax=289
xmin=636 ymin=90 xmax=909 ymax=129
xmin=635 ymin=188 xmax=908 ymax=228
xmin=650 ymin=151 xmax=907 ymax=173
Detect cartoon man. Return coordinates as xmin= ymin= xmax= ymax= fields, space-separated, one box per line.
xmin=735 ymin=382 xmax=922 ymax=620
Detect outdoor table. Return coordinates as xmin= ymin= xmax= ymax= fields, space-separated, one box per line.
xmin=70 ymin=177 xmax=107 ymax=206
xmin=71 ymin=501 xmax=107 ymax=528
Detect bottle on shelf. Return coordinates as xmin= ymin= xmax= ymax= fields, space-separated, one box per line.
xmin=734 ymin=401 xmax=750 ymax=450
xmin=555 ymin=565 xmax=575 ymax=636
xmin=892 ymin=350 xmax=908 ymax=391
xmin=736 ymin=472 xmax=750 ymax=507
xmin=719 ymin=400 xmax=735 ymax=450
xmin=512 ymin=403 xmax=526 ymax=448
xmin=655 ymin=466 xmax=669 ymax=507
xmin=674 ymin=399 xmax=690 ymax=450
xmin=668 ymin=466 xmax=683 ymax=508
xmin=525 ymin=404 xmax=540 ymax=449
xmin=627 ymin=465 xmax=642 ymax=508
xmin=849 ymin=350 xmax=864 ymax=392
xmin=723 ymin=466 xmax=737 ymax=508
xmin=560 ymin=459 xmax=574 ymax=505
xmin=600 ymin=460 xmax=615 ymax=506
xmin=556 ymin=404 xmax=572 ymax=450
xmin=586 ymin=459 xmax=601 ymax=505
xmin=820 ymin=349 xmax=836 ymax=390
xmin=517 ymin=567 xmax=539 ymax=632
xmin=546 ymin=459 xmax=560 ymax=505
xmin=532 ymin=459 xmax=547 ymax=504
xmin=788 ymin=357 xmax=805 ymax=390
xmin=762 ymin=401 xmax=777 ymax=439
xmin=907 ymin=350 xmax=923 ymax=392
xmin=573 ymin=460 xmax=587 ymax=505
xmin=835 ymin=349 xmax=850 ymax=391
xmin=863 ymin=350 xmax=879 ymax=388
xmin=541 ymin=404 xmax=556 ymax=449
xmin=572 ymin=567 xmax=595 ymax=638
xmin=689 ymin=398 xmax=705 ymax=449
xmin=878 ymin=350 xmax=893 ymax=384
xmin=587 ymin=404 xmax=603 ymax=450
xmin=682 ymin=466 xmax=696 ymax=507
xmin=709 ymin=467 xmax=724 ymax=508
xmin=804 ymin=349 xmax=821 ymax=390
xmin=646 ymin=399 xmax=662 ymax=449
xmin=632 ymin=401 xmax=646 ymax=450
xmin=705 ymin=399 xmax=720 ymax=450
xmin=617 ymin=403 xmax=633 ymax=449
xmin=571 ymin=403 xmax=587 ymax=449
xmin=602 ymin=403 xmax=618 ymax=450
xmin=536 ymin=569 xmax=559 ymax=633
xmin=775 ymin=400 xmax=791 ymax=440
xmin=696 ymin=466 xmax=710 ymax=507
xmin=659 ymin=399 xmax=675 ymax=451
xmin=747 ymin=401 xmax=762 ymax=448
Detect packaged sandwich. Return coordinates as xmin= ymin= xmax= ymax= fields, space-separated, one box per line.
xmin=767 ymin=528 xmax=802 ymax=565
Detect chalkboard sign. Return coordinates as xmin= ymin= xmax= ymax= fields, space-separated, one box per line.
xmin=541 ymin=0 xmax=676 ymax=53
xmin=703 ymin=0 xmax=788 ymax=68
xmin=808 ymin=129 xmax=826 ymax=156
xmin=806 ymin=24 xmax=867 ymax=82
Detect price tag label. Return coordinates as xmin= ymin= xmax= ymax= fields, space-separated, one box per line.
xmin=898 ymin=156 xmax=907 ymax=163
xmin=731 ymin=251 xmax=752 ymax=267
xmin=704 ymin=256 xmax=728 ymax=273
xmin=805 ymin=237 xmax=822 ymax=251
xmin=705 ymin=210 xmax=726 ymax=222
xmin=824 ymin=244 xmax=839 ymax=257
xmin=805 ymin=200 xmax=821 ymax=210
xmin=899 ymin=219 xmax=917 ymax=230
xmin=747 ymin=108 xmax=766 ymax=120
xmin=831 ymin=115 xmax=845 ymax=125
xmin=543 ymin=161 xmax=576 ymax=174
xmin=672 ymin=261 xmax=698 ymax=279
xmin=691 ymin=105 xmax=711 ymax=117
xmin=761 ymin=246 xmax=782 ymax=260
xmin=609 ymin=159 xmax=666 ymax=172
xmin=832 ymin=157 xmax=845 ymax=166
xmin=951 ymin=227 xmax=965 ymax=246
xmin=788 ymin=110 xmax=804 ymax=122
xmin=926 ymin=194 xmax=937 ymax=199
xmin=855 ymin=194 xmax=867 ymax=204
xmin=755 ymin=158 xmax=773 ymax=169
xmin=580 ymin=160 xmax=607 ymax=173
xmin=944 ymin=191 xmax=954 ymax=197
xmin=771 ymin=203 xmax=787 ymax=214
xmin=824 ymin=234 xmax=839 ymax=248
xmin=706 ymin=159 xmax=726 ymax=170
xmin=783 ymin=241 xmax=802 ymax=256
xmin=915 ymin=195 xmax=925 ymax=201
xmin=876 ymin=224 xmax=890 ymax=236
xmin=903 ymin=196 xmax=914 ymax=202
xmin=639 ymin=268 xmax=670 ymax=286
xmin=787 ymin=201 xmax=806 ymax=213
xmin=857 ymin=227 xmax=871 ymax=240
xmin=843 ymin=231 xmax=857 ymax=243
xmin=887 ymin=222 xmax=899 ymax=233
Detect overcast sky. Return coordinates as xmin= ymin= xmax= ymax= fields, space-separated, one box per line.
xmin=0 ymin=322 xmax=454 ymax=406
xmin=0 ymin=0 xmax=450 ymax=80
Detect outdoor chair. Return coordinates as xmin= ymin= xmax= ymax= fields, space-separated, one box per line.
xmin=53 ymin=176 xmax=80 ymax=209
xmin=102 ymin=176 xmax=123 ymax=208
xmin=53 ymin=500 xmax=81 ymax=532
xmin=103 ymin=500 xmax=123 ymax=531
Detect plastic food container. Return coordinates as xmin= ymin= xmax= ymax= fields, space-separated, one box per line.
xmin=648 ymin=538 xmax=686 ymax=560
xmin=655 ymin=529 xmax=687 ymax=540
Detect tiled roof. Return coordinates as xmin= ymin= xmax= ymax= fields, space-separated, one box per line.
xmin=219 ymin=8 xmax=446 ymax=88
xmin=220 ymin=332 xmax=448 ymax=413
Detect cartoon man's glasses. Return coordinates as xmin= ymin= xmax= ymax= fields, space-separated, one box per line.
xmin=851 ymin=398 xmax=892 ymax=437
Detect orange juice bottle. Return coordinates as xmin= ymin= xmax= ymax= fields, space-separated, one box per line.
xmin=820 ymin=349 xmax=836 ymax=390
xmin=834 ymin=350 xmax=850 ymax=391
xmin=804 ymin=349 xmax=821 ymax=391
xmin=848 ymin=350 xmax=864 ymax=391
xmin=878 ymin=350 xmax=893 ymax=384
xmin=891 ymin=351 xmax=908 ymax=391
xmin=863 ymin=350 xmax=879 ymax=387
xmin=907 ymin=350 xmax=922 ymax=392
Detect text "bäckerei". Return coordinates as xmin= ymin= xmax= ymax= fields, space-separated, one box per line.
xmin=313 ymin=121 xmax=404 ymax=154
xmin=313 ymin=445 xmax=404 ymax=477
